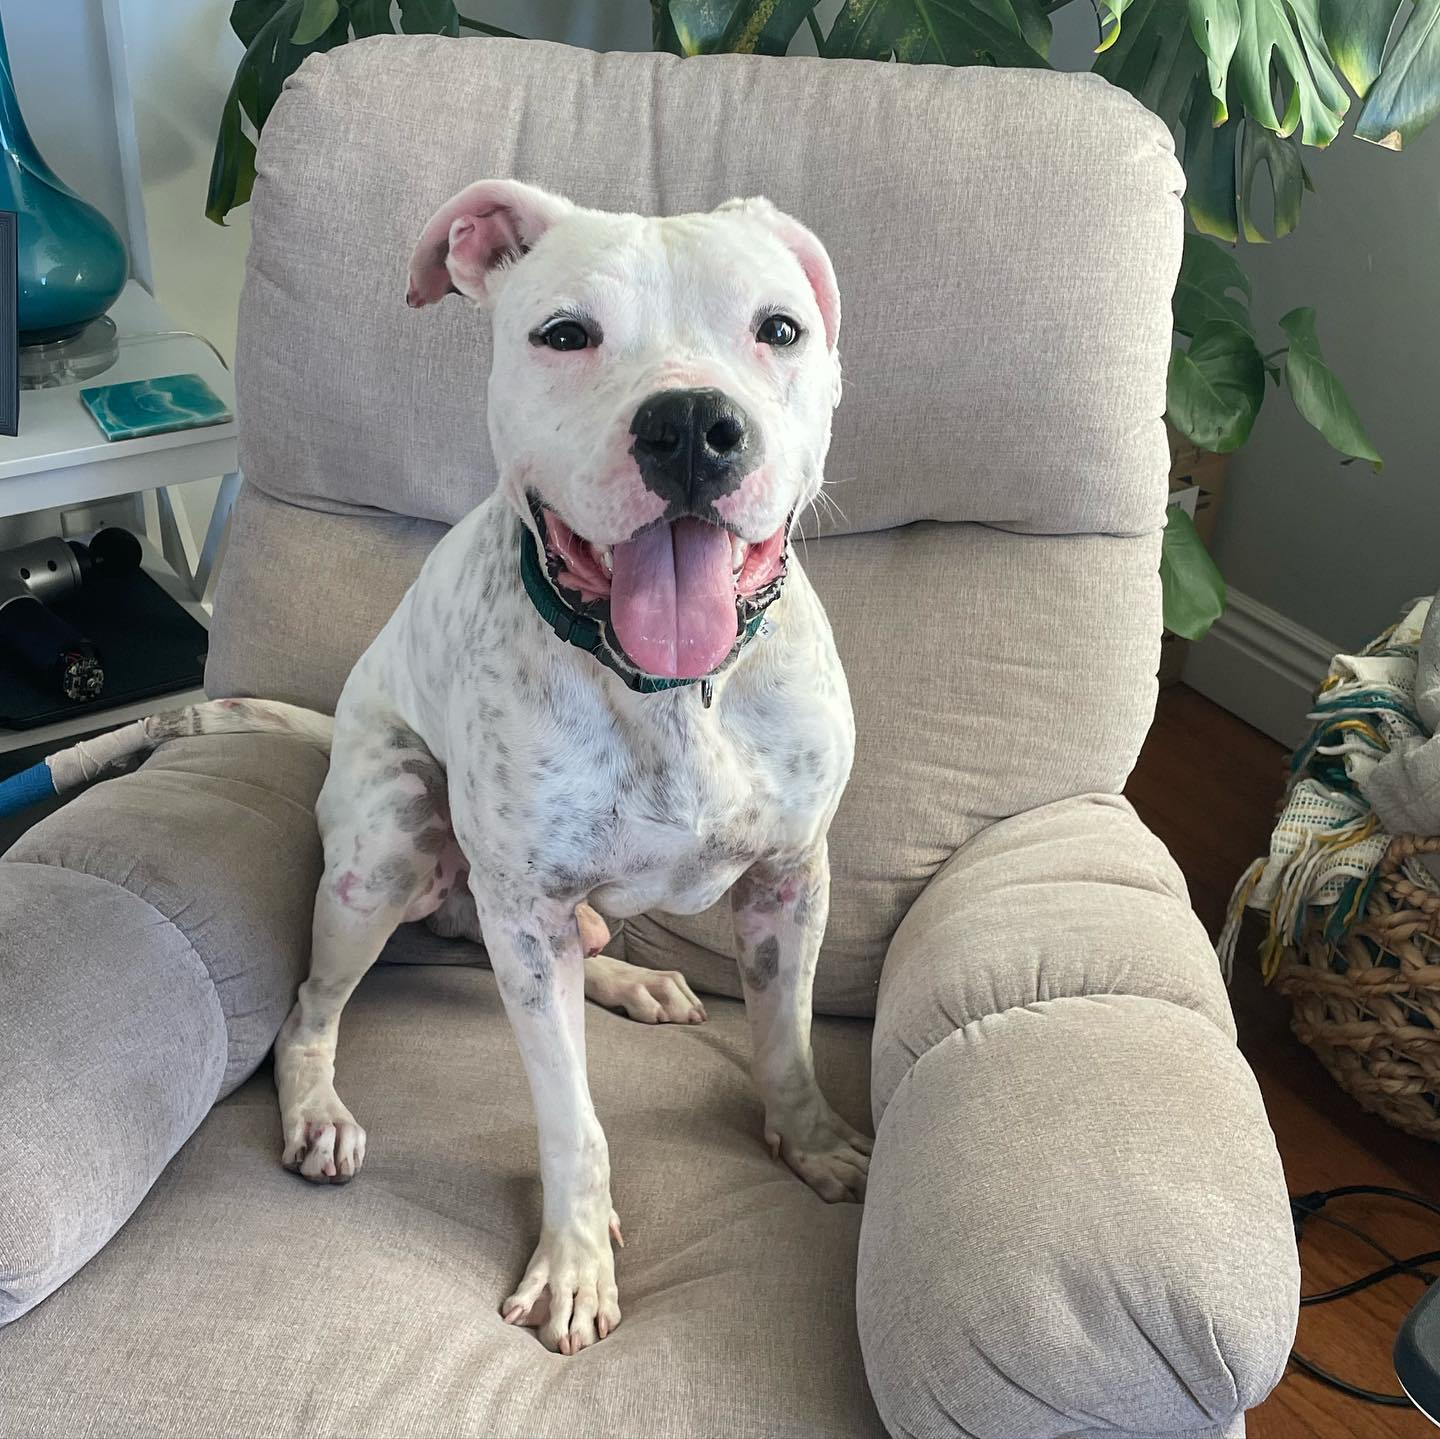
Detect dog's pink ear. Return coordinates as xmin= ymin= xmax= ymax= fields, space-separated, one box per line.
xmin=407 ymin=180 xmax=573 ymax=308
xmin=718 ymin=197 xmax=841 ymax=351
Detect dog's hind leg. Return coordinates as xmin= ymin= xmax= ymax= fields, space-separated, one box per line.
xmin=431 ymin=896 xmax=707 ymax=1024
xmin=274 ymin=717 xmax=462 ymax=1183
xmin=582 ymin=953 xmax=707 ymax=1024
xmin=575 ymin=903 xmax=707 ymax=1023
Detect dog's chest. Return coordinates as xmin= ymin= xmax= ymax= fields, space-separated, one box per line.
xmin=517 ymin=691 xmax=845 ymax=920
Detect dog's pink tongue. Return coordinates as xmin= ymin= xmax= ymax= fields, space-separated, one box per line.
xmin=609 ymin=518 xmax=738 ymax=679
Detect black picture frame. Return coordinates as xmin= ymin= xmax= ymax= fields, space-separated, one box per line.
xmin=0 ymin=211 xmax=16 ymax=437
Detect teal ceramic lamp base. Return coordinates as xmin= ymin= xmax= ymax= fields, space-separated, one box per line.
xmin=19 ymin=316 xmax=118 ymax=391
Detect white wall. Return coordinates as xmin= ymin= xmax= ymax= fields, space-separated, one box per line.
xmin=113 ymin=1 xmax=251 ymax=362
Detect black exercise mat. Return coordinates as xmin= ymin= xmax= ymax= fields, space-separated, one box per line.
xmin=0 ymin=567 xmax=208 ymax=730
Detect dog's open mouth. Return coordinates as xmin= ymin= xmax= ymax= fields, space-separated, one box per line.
xmin=530 ymin=498 xmax=789 ymax=681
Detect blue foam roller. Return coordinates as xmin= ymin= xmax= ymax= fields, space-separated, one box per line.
xmin=0 ymin=761 xmax=57 ymax=818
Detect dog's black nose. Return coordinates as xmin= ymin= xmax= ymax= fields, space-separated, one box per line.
xmin=629 ymin=388 xmax=759 ymax=509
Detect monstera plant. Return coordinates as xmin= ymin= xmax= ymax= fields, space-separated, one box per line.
xmin=208 ymin=0 xmax=1440 ymax=640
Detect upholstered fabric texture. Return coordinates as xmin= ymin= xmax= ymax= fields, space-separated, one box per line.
xmin=858 ymin=796 xmax=1299 ymax=1436
xmin=0 ymin=736 xmax=328 ymax=1325
xmin=0 ymin=962 xmax=884 ymax=1439
xmin=228 ymin=39 xmax=1181 ymax=537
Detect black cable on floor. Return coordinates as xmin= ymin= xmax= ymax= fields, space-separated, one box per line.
xmin=1289 ymin=1185 xmax=1437 ymax=1409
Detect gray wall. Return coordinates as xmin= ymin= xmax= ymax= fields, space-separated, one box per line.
xmin=1214 ymin=134 xmax=1440 ymax=651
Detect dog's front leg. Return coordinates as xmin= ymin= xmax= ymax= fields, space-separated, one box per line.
xmin=480 ymin=896 xmax=621 ymax=1354
xmin=730 ymin=843 xmax=872 ymax=1202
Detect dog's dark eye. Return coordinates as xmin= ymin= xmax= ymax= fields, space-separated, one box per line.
xmin=756 ymin=313 xmax=801 ymax=347
xmin=535 ymin=319 xmax=591 ymax=351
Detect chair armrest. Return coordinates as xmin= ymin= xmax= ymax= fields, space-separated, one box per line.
xmin=0 ymin=734 xmax=325 ymax=1325
xmin=857 ymin=794 xmax=1299 ymax=1439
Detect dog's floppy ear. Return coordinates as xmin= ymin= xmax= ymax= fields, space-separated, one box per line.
xmin=717 ymin=196 xmax=841 ymax=353
xmin=407 ymin=180 xmax=573 ymax=308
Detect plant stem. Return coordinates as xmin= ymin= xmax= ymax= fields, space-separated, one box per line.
xmin=457 ymin=16 xmax=521 ymax=38
xmin=806 ymin=9 xmax=825 ymax=54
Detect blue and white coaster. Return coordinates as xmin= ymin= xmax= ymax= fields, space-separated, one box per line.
xmin=80 ymin=372 xmax=232 ymax=441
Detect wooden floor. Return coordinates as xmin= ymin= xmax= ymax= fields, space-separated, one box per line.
xmin=1126 ymin=685 xmax=1440 ymax=1438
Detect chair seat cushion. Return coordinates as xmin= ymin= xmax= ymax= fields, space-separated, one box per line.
xmin=0 ymin=961 xmax=881 ymax=1439
xmin=0 ymin=734 xmax=328 ymax=1328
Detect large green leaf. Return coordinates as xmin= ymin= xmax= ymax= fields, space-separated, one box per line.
xmin=207 ymin=0 xmax=348 ymax=222
xmin=824 ymin=0 xmax=897 ymax=58
xmin=666 ymin=0 xmax=819 ymax=55
xmin=652 ymin=0 xmax=686 ymax=52
xmin=1188 ymin=0 xmax=1240 ymax=123
xmin=724 ymin=0 xmax=822 ymax=54
xmin=231 ymin=0 xmax=289 ymax=47
xmin=1094 ymin=0 xmax=1137 ymax=54
xmin=397 ymin=0 xmax=459 ymax=35
xmin=1354 ymin=0 xmax=1440 ymax=150
xmin=1279 ymin=307 xmax=1383 ymax=467
xmin=1105 ymin=0 xmax=1352 ymax=144
xmin=666 ymin=1 xmax=748 ymax=53
xmin=1094 ymin=0 xmax=1203 ymax=132
xmin=1172 ymin=231 xmax=1253 ymax=338
xmin=1161 ymin=505 xmax=1227 ymax=640
xmin=1166 ymin=320 xmax=1266 ymax=452
xmin=1320 ymin=0 xmax=1401 ymax=97
xmin=969 ymin=0 xmax=1051 ymax=59
xmin=823 ymin=0 xmax=1050 ymax=66
xmin=348 ymin=0 xmax=397 ymax=37
xmin=1230 ymin=0 xmax=1348 ymax=145
xmin=1182 ymin=76 xmax=1240 ymax=241
xmin=206 ymin=74 xmax=259 ymax=225
xmin=1240 ymin=120 xmax=1305 ymax=239
xmin=291 ymin=0 xmax=338 ymax=45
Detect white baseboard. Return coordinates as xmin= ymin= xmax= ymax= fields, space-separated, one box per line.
xmin=1181 ymin=589 xmax=1337 ymax=750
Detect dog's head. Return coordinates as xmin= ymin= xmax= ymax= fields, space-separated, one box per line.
xmin=407 ymin=180 xmax=842 ymax=681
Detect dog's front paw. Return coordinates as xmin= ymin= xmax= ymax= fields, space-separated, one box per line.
xmin=502 ymin=1220 xmax=622 ymax=1355
xmin=281 ymin=1109 xmax=367 ymax=1184
xmin=765 ymin=1103 xmax=872 ymax=1204
xmin=583 ymin=953 xmax=707 ymax=1025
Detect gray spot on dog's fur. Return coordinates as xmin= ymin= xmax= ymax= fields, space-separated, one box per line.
xmin=732 ymin=868 xmax=784 ymax=915
xmin=504 ymin=931 xmax=551 ymax=1012
xmin=739 ymin=936 xmax=780 ymax=991
xmin=391 ymin=756 xmax=449 ymax=833
xmin=369 ymin=853 xmax=419 ymax=907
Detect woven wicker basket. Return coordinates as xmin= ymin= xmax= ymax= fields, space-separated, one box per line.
xmin=1272 ymin=834 xmax=1440 ymax=1141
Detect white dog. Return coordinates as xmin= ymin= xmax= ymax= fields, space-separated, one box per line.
xmin=50 ymin=181 xmax=867 ymax=1355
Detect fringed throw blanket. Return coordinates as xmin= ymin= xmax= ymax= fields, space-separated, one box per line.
xmin=1218 ymin=596 xmax=1440 ymax=979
